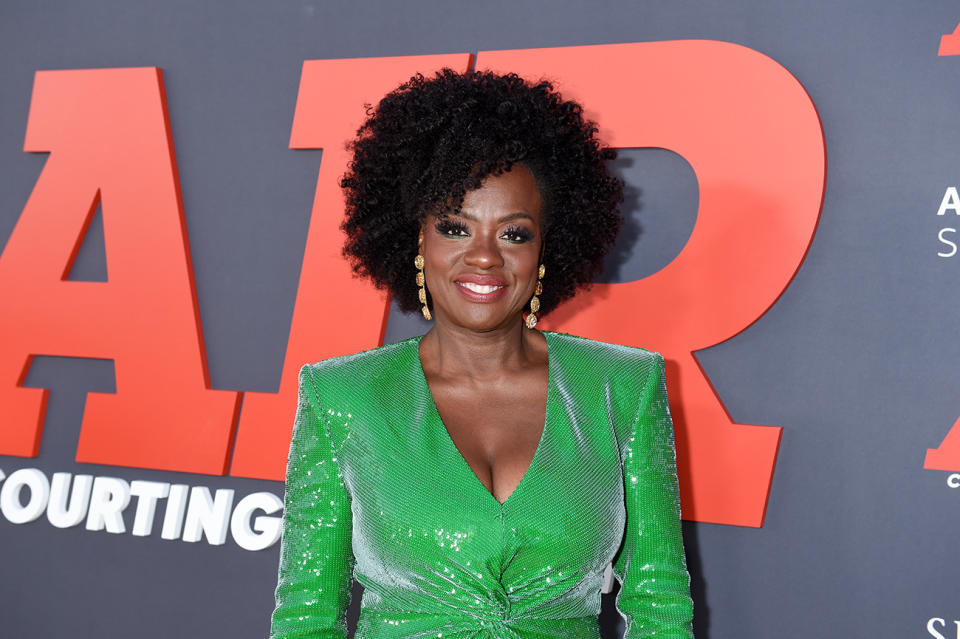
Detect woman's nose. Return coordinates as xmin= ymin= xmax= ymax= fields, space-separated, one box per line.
xmin=463 ymin=232 xmax=504 ymax=268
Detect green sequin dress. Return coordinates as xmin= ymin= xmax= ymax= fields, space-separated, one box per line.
xmin=269 ymin=330 xmax=694 ymax=638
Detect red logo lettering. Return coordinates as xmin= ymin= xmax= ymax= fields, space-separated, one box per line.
xmin=1 ymin=43 xmax=826 ymax=527
xmin=0 ymin=68 xmax=240 ymax=474
xmin=925 ymin=419 xmax=960 ymax=471
xmin=940 ymin=21 xmax=960 ymax=56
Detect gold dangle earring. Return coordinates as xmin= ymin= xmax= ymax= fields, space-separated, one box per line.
xmin=414 ymin=253 xmax=431 ymax=320
xmin=525 ymin=264 xmax=545 ymax=329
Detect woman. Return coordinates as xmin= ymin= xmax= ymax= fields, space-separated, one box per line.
xmin=269 ymin=69 xmax=694 ymax=638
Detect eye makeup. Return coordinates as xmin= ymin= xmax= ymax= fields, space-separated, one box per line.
xmin=433 ymin=217 xmax=535 ymax=243
xmin=501 ymin=224 xmax=534 ymax=243
xmin=434 ymin=218 xmax=469 ymax=236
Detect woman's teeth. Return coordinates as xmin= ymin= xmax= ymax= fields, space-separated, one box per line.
xmin=458 ymin=282 xmax=504 ymax=294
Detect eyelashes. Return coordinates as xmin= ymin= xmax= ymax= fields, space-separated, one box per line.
xmin=434 ymin=218 xmax=469 ymax=237
xmin=502 ymin=225 xmax=534 ymax=243
xmin=433 ymin=218 xmax=534 ymax=243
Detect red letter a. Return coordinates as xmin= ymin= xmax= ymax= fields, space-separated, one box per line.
xmin=0 ymin=68 xmax=240 ymax=475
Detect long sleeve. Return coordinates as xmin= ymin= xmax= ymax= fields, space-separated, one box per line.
xmin=612 ymin=352 xmax=694 ymax=637
xmin=269 ymin=364 xmax=355 ymax=639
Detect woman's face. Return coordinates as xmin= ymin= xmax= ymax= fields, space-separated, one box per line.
xmin=419 ymin=164 xmax=544 ymax=332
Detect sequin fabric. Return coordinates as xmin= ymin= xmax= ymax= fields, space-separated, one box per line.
xmin=269 ymin=330 xmax=694 ymax=638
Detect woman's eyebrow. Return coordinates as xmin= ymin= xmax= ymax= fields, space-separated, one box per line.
xmin=456 ymin=211 xmax=534 ymax=223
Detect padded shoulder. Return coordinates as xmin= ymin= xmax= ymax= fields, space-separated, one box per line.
xmin=545 ymin=331 xmax=664 ymax=447
xmin=546 ymin=330 xmax=661 ymax=386
xmin=305 ymin=337 xmax=415 ymax=390
xmin=300 ymin=337 xmax=419 ymax=443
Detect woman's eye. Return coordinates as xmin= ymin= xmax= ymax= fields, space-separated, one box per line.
xmin=435 ymin=220 xmax=469 ymax=236
xmin=501 ymin=226 xmax=533 ymax=243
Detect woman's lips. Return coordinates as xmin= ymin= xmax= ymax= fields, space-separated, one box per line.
xmin=459 ymin=282 xmax=502 ymax=294
xmin=454 ymin=277 xmax=507 ymax=302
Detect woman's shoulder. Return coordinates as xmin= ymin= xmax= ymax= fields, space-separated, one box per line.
xmin=544 ymin=329 xmax=662 ymax=368
xmin=300 ymin=335 xmax=420 ymax=386
xmin=544 ymin=331 xmax=663 ymax=436
xmin=544 ymin=330 xmax=664 ymax=404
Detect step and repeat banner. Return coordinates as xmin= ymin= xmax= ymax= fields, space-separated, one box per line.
xmin=1 ymin=2 xmax=959 ymax=638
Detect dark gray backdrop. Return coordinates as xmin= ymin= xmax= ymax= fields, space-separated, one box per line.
xmin=2 ymin=1 xmax=959 ymax=637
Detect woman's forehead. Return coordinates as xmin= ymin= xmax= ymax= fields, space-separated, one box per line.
xmin=460 ymin=166 xmax=542 ymax=219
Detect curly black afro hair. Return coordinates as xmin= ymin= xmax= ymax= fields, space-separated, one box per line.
xmin=339 ymin=68 xmax=624 ymax=317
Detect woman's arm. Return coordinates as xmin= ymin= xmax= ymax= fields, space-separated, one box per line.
xmin=269 ymin=364 xmax=355 ymax=639
xmin=612 ymin=352 xmax=694 ymax=637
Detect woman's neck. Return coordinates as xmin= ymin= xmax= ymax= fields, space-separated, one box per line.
xmin=420 ymin=317 xmax=543 ymax=382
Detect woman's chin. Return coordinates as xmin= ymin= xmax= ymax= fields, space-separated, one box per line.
xmin=439 ymin=307 xmax=524 ymax=332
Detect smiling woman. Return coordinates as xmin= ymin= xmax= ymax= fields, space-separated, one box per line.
xmin=420 ymin=165 xmax=543 ymax=333
xmin=268 ymin=69 xmax=695 ymax=639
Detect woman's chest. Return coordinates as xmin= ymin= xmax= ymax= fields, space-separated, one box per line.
xmin=432 ymin=392 xmax=547 ymax=506
xmin=332 ymin=394 xmax=627 ymax=573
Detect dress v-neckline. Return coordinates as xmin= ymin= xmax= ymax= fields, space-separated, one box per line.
xmin=413 ymin=330 xmax=554 ymax=509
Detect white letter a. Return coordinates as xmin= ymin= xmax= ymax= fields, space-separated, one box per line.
xmin=937 ymin=187 xmax=960 ymax=215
